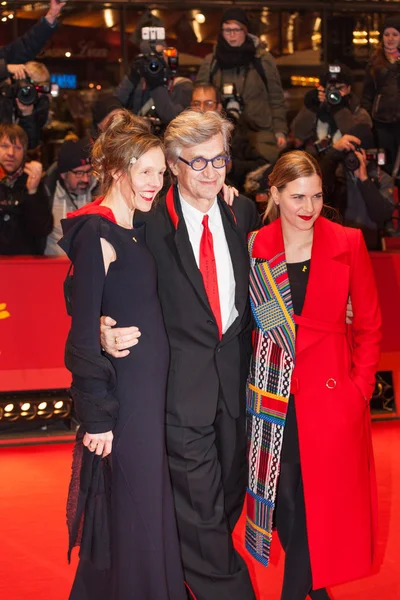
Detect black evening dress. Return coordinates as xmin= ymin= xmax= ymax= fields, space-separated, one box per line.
xmin=60 ymin=203 xmax=186 ymax=600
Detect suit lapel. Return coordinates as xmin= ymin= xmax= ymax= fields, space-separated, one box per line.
xmin=218 ymin=197 xmax=249 ymax=333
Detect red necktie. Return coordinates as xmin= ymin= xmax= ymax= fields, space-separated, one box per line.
xmin=199 ymin=215 xmax=223 ymax=339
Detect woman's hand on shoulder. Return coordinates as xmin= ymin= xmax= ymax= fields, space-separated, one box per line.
xmin=222 ymin=183 xmax=239 ymax=206
xmin=83 ymin=430 xmax=113 ymax=458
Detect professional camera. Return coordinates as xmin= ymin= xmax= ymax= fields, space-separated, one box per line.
xmin=0 ymin=77 xmax=55 ymax=106
xmin=136 ymin=27 xmax=178 ymax=86
xmin=221 ymin=83 xmax=244 ymax=123
xmin=344 ymin=146 xmax=386 ymax=173
xmin=325 ymin=65 xmax=344 ymax=106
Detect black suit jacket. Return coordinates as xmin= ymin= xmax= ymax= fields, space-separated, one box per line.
xmin=135 ymin=186 xmax=260 ymax=426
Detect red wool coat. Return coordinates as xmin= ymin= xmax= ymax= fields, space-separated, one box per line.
xmin=248 ymin=216 xmax=381 ymax=589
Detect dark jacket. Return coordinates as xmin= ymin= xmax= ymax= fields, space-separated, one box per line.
xmin=135 ymin=186 xmax=260 ymax=426
xmin=116 ymin=75 xmax=193 ymax=124
xmin=0 ymin=17 xmax=57 ymax=80
xmin=0 ymin=94 xmax=50 ymax=150
xmin=197 ymin=35 xmax=287 ymax=137
xmin=361 ymin=54 xmax=400 ymax=123
xmin=0 ymin=172 xmax=52 ymax=254
xmin=320 ymin=147 xmax=394 ymax=250
xmin=291 ymin=90 xmax=372 ymax=147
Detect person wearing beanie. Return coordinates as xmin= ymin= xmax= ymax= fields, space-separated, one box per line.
xmin=319 ymin=124 xmax=395 ymax=250
xmin=291 ymin=62 xmax=372 ymax=155
xmin=44 ymin=137 xmax=98 ymax=255
xmin=196 ymin=7 xmax=287 ymax=165
xmin=361 ymin=15 xmax=400 ymax=174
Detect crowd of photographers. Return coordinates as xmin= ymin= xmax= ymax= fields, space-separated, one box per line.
xmin=0 ymin=5 xmax=398 ymax=256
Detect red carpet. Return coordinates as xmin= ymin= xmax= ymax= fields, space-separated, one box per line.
xmin=0 ymin=421 xmax=398 ymax=599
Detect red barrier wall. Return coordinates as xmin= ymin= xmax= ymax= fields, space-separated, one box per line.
xmin=0 ymin=253 xmax=399 ymax=398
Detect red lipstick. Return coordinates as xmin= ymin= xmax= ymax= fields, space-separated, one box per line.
xmin=299 ymin=215 xmax=312 ymax=221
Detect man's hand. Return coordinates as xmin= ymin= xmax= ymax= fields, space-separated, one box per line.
xmin=16 ymin=98 xmax=34 ymax=116
xmin=317 ymin=86 xmax=326 ymax=104
xmin=221 ymin=183 xmax=239 ymax=206
xmin=333 ymin=134 xmax=361 ymax=153
xmin=46 ymin=0 xmax=66 ymax=25
xmin=83 ymin=430 xmax=113 ymax=458
xmin=24 ymin=161 xmax=43 ymax=195
xmin=100 ymin=315 xmax=141 ymax=358
xmin=7 ymin=64 xmax=26 ymax=80
xmin=353 ymin=149 xmax=368 ymax=182
xmin=276 ymin=135 xmax=287 ymax=150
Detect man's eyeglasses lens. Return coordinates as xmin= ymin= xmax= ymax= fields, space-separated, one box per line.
xmin=72 ymin=169 xmax=92 ymax=179
xmin=222 ymin=28 xmax=243 ymax=35
xmin=179 ymin=156 xmax=229 ymax=171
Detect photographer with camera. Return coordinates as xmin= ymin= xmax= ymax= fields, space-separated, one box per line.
xmin=0 ymin=123 xmax=52 ymax=255
xmin=196 ymin=8 xmax=287 ymax=165
xmin=116 ymin=27 xmax=192 ymax=132
xmin=319 ymin=124 xmax=394 ymax=250
xmin=0 ymin=0 xmax=65 ymax=83
xmin=361 ymin=17 xmax=400 ymax=175
xmin=292 ymin=63 xmax=372 ymax=156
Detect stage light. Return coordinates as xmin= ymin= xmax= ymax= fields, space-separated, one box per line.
xmin=21 ymin=403 xmax=31 ymax=411
xmin=4 ymin=404 xmax=13 ymax=412
xmin=38 ymin=402 xmax=47 ymax=410
xmin=54 ymin=401 xmax=64 ymax=410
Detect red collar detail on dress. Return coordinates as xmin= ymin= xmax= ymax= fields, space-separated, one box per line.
xmin=67 ymin=196 xmax=117 ymax=224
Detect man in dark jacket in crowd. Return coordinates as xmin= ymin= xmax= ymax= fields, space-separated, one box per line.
xmin=0 ymin=123 xmax=52 ymax=255
xmin=0 ymin=0 xmax=65 ymax=81
xmin=197 ymin=7 xmax=287 ymax=164
xmin=291 ymin=63 xmax=371 ymax=156
xmin=320 ymin=124 xmax=394 ymax=250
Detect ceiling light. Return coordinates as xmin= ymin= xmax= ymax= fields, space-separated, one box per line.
xmin=4 ymin=404 xmax=13 ymax=412
xmin=54 ymin=401 xmax=64 ymax=409
xmin=65 ymin=51 xmax=71 ymax=58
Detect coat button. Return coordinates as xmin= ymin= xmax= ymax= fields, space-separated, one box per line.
xmin=326 ymin=378 xmax=337 ymax=389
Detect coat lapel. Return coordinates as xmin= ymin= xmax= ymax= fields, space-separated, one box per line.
xmin=165 ymin=186 xmax=214 ymax=317
xmin=295 ymin=217 xmax=350 ymax=355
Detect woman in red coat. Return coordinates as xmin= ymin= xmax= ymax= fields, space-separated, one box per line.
xmin=245 ymin=151 xmax=381 ymax=599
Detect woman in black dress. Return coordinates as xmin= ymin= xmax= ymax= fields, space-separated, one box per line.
xmin=59 ymin=109 xmax=186 ymax=600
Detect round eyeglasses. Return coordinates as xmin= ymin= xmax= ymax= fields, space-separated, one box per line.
xmin=178 ymin=155 xmax=230 ymax=172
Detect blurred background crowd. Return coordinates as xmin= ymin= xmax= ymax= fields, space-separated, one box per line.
xmin=1 ymin=0 xmax=400 ymax=256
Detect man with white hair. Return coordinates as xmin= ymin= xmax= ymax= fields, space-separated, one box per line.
xmin=100 ymin=110 xmax=259 ymax=599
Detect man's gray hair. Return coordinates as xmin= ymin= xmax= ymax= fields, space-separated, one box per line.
xmin=164 ymin=110 xmax=234 ymax=164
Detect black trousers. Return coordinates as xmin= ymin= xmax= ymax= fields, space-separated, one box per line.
xmin=275 ymin=463 xmax=331 ymax=600
xmin=166 ymin=394 xmax=256 ymax=600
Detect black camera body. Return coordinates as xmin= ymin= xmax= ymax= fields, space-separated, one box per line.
xmin=0 ymin=77 xmax=51 ymax=106
xmin=344 ymin=146 xmax=386 ymax=174
xmin=136 ymin=26 xmax=178 ymax=86
xmin=221 ymin=83 xmax=244 ymax=123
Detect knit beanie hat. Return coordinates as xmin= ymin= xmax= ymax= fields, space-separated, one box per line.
xmin=58 ymin=137 xmax=91 ymax=174
xmin=221 ymin=8 xmax=249 ymax=31
xmin=382 ymin=16 xmax=400 ymax=35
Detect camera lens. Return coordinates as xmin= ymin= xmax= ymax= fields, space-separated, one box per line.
xmin=326 ymin=88 xmax=342 ymax=106
xmin=344 ymin=151 xmax=360 ymax=172
xmin=148 ymin=59 xmax=162 ymax=74
xmin=16 ymin=82 xmax=37 ymax=106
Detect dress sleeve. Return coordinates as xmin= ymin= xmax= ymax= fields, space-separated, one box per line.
xmin=65 ymin=217 xmax=118 ymax=434
xmin=348 ymin=228 xmax=382 ymax=400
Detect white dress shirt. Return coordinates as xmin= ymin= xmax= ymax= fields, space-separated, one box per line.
xmin=179 ymin=189 xmax=238 ymax=334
